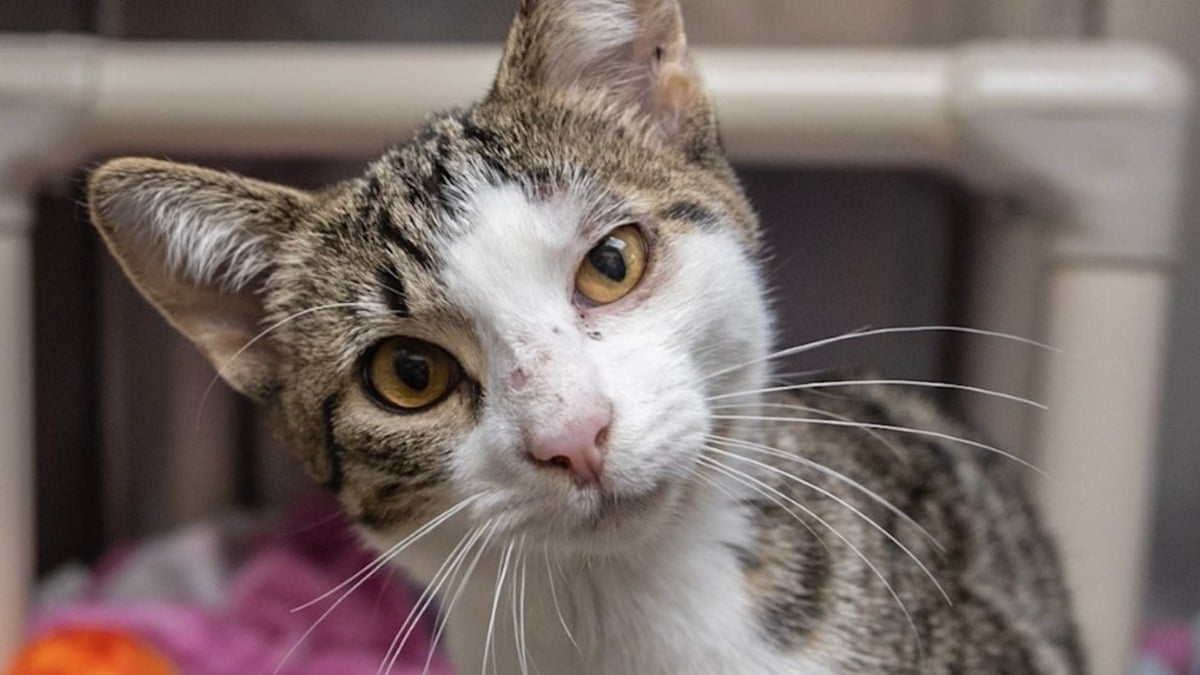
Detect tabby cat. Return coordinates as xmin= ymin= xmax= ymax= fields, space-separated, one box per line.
xmin=87 ymin=0 xmax=1083 ymax=672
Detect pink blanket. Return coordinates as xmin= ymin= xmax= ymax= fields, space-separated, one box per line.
xmin=31 ymin=497 xmax=453 ymax=675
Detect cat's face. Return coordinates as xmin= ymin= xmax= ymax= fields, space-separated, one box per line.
xmin=88 ymin=0 xmax=770 ymax=554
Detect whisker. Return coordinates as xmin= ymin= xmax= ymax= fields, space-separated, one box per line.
xmin=704 ymin=433 xmax=943 ymax=554
xmin=516 ymin=536 xmax=532 ymax=675
xmin=543 ymin=541 xmax=582 ymax=654
xmin=768 ymin=368 xmax=838 ymax=383
xmin=508 ymin=537 xmax=527 ymax=675
xmin=197 ymin=301 xmax=371 ymax=427
xmin=484 ymin=539 xmax=517 ymax=675
xmin=701 ymin=325 xmax=1058 ymax=385
xmin=710 ymin=401 xmax=908 ymax=461
xmin=689 ymin=457 xmax=832 ymax=556
xmin=379 ymin=524 xmax=480 ymax=675
xmin=293 ymin=495 xmax=478 ymax=613
xmin=704 ymin=445 xmax=950 ymax=606
xmin=711 ymin=414 xmax=1050 ymax=479
xmin=278 ymin=511 xmax=345 ymax=538
xmin=424 ymin=521 xmax=498 ymax=675
xmin=524 ymin=546 xmax=541 ymax=675
xmin=681 ymin=463 xmax=742 ymax=506
xmin=695 ymin=455 xmax=924 ymax=657
xmin=277 ymin=495 xmax=477 ymax=675
xmin=708 ymin=379 xmax=1045 ymax=410
xmin=681 ymin=462 xmax=827 ymax=553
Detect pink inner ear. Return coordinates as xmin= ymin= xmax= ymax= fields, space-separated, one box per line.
xmin=653 ymin=61 xmax=702 ymax=131
xmin=617 ymin=3 xmax=705 ymax=138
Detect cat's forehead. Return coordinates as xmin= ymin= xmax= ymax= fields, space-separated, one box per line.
xmin=356 ymin=98 xmax=754 ymax=233
xmin=281 ymin=100 xmax=755 ymax=321
xmin=362 ymin=104 xmax=636 ymax=221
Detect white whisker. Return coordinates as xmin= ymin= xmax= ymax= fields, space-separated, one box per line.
xmin=380 ymin=524 xmax=480 ymax=675
xmin=704 ymin=433 xmax=943 ymax=554
xmin=484 ymin=539 xmax=517 ymax=675
xmin=197 ymin=301 xmax=373 ymax=426
xmin=712 ymin=414 xmax=1050 ymax=479
xmin=424 ymin=521 xmax=498 ymax=675
xmin=276 ymin=495 xmax=478 ymax=675
xmin=768 ymin=369 xmax=838 ymax=383
xmin=704 ymin=445 xmax=950 ymax=606
xmin=690 ymin=457 xmax=831 ymax=555
xmin=509 ymin=536 xmax=529 ymax=675
xmin=701 ymin=325 xmax=1058 ymax=385
xmin=681 ymin=463 xmax=741 ymax=505
xmin=711 ymin=401 xmax=907 ymax=461
xmin=696 ymin=454 xmax=924 ymax=657
xmin=517 ymin=536 xmax=532 ymax=675
xmin=293 ymin=495 xmax=478 ymax=613
xmin=708 ymin=379 xmax=1045 ymax=409
xmin=544 ymin=541 xmax=582 ymax=654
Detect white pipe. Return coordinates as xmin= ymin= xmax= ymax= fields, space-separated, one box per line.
xmin=0 ymin=37 xmax=1191 ymax=672
xmin=0 ymin=228 xmax=33 ymax=662
xmin=77 ymin=42 xmax=959 ymax=163
xmin=1035 ymin=266 xmax=1172 ymax=674
xmin=949 ymin=44 xmax=1190 ymax=674
xmin=0 ymin=37 xmax=1188 ymax=166
xmin=0 ymin=36 xmax=98 ymax=661
xmin=87 ymin=43 xmax=496 ymax=157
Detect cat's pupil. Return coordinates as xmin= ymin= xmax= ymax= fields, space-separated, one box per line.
xmin=393 ymin=350 xmax=431 ymax=392
xmin=589 ymin=238 xmax=627 ymax=283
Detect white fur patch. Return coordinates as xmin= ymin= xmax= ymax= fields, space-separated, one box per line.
xmin=112 ymin=187 xmax=272 ymax=291
xmin=437 ymin=176 xmax=773 ymax=516
xmin=418 ymin=178 xmax=818 ymax=672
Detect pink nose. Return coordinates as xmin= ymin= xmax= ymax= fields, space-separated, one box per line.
xmin=528 ymin=408 xmax=611 ymax=484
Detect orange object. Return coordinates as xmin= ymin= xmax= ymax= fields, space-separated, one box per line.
xmin=6 ymin=628 xmax=177 ymax=675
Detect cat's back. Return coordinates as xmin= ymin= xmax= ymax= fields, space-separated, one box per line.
xmin=729 ymin=385 xmax=1085 ymax=674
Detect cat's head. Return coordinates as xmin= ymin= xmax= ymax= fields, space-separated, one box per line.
xmin=88 ymin=0 xmax=771 ymax=554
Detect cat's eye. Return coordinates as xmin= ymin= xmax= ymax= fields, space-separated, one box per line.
xmin=575 ymin=225 xmax=648 ymax=305
xmin=362 ymin=337 xmax=461 ymax=412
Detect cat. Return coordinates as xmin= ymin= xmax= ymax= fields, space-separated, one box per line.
xmin=86 ymin=0 xmax=1084 ymax=673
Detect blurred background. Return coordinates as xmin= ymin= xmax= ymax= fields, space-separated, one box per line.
xmin=3 ymin=0 xmax=1197 ymax=669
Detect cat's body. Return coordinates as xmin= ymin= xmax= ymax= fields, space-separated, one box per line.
xmin=87 ymin=0 xmax=1083 ymax=672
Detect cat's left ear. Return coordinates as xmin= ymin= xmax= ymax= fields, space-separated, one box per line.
xmin=88 ymin=158 xmax=312 ymax=403
xmin=493 ymin=0 xmax=714 ymax=150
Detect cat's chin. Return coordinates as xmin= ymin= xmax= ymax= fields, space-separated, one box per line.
xmin=478 ymin=475 xmax=685 ymax=556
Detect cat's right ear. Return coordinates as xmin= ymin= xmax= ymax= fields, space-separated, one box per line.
xmin=88 ymin=158 xmax=312 ymax=403
xmin=493 ymin=0 xmax=716 ymax=153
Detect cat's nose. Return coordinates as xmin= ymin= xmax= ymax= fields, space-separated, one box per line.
xmin=527 ymin=406 xmax=611 ymax=485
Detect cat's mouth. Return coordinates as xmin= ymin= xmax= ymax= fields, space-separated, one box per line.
xmin=483 ymin=473 xmax=677 ymax=550
xmin=588 ymin=478 xmax=674 ymax=525
xmin=545 ymin=478 xmax=680 ymax=552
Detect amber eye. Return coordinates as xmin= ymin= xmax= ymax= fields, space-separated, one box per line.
xmin=575 ymin=225 xmax=648 ymax=305
xmin=363 ymin=337 xmax=461 ymax=411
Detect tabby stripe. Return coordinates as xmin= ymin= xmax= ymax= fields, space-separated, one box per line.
xmin=426 ymin=133 xmax=461 ymax=220
xmin=459 ymin=113 xmax=499 ymax=146
xmin=377 ymin=207 xmax=436 ymax=270
xmin=321 ymin=395 xmax=345 ymax=494
xmin=660 ymin=200 xmax=717 ymax=226
xmin=365 ymin=174 xmax=382 ymax=201
xmin=377 ymin=267 xmax=410 ymax=317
